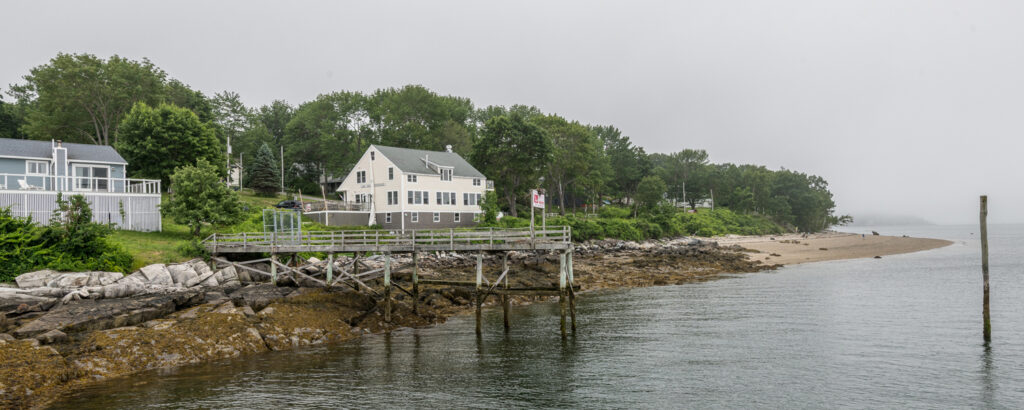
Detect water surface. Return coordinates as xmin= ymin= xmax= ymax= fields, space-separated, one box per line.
xmin=55 ymin=224 xmax=1024 ymax=408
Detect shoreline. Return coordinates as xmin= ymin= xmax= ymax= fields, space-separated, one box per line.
xmin=2 ymin=233 xmax=951 ymax=408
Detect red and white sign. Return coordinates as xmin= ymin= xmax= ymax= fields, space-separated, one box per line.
xmin=531 ymin=190 xmax=545 ymax=208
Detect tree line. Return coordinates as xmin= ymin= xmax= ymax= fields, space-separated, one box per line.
xmin=1 ymin=53 xmax=848 ymax=232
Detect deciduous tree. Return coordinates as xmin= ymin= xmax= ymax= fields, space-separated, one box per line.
xmin=117 ymin=102 xmax=224 ymax=187
xmin=470 ymin=114 xmax=551 ymax=216
xmin=163 ymin=159 xmax=244 ymax=236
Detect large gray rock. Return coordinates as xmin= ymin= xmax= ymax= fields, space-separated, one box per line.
xmin=215 ymin=266 xmax=241 ymax=288
xmin=15 ymin=270 xmax=60 ymax=288
xmin=229 ymin=284 xmax=293 ymax=311
xmin=35 ymin=329 xmax=68 ymax=345
xmin=0 ymin=292 xmax=58 ymax=313
xmin=139 ymin=264 xmax=174 ymax=287
xmin=116 ymin=271 xmax=148 ymax=286
xmin=12 ymin=288 xmax=204 ymax=338
xmin=167 ymin=263 xmax=199 ymax=286
xmin=189 ymin=258 xmax=213 ymax=277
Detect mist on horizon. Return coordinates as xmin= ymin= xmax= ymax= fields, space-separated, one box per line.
xmin=2 ymin=0 xmax=1021 ymax=224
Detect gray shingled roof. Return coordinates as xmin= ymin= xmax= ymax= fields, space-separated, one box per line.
xmin=0 ymin=138 xmax=127 ymax=164
xmin=373 ymin=145 xmax=485 ymax=178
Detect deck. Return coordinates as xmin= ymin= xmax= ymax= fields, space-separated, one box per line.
xmin=202 ymin=226 xmax=573 ymax=254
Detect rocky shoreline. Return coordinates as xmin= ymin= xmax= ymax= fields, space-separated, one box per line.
xmin=0 ymin=237 xmax=772 ymax=409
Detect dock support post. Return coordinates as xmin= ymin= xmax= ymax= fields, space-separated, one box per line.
xmin=476 ymin=253 xmax=483 ymax=336
xmin=211 ymin=257 xmax=217 ymax=271
xmin=502 ymin=252 xmax=510 ymax=331
xmin=270 ymin=254 xmax=278 ymax=285
xmin=568 ymin=248 xmax=576 ymax=333
xmin=326 ymin=253 xmax=334 ymax=285
xmin=412 ymin=252 xmax=419 ymax=315
xmin=559 ymin=251 xmax=567 ymax=338
xmin=980 ymin=195 xmax=991 ymax=343
xmin=384 ymin=253 xmax=392 ymax=323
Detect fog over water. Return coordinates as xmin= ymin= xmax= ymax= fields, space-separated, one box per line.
xmin=2 ymin=1 xmax=1021 ymax=224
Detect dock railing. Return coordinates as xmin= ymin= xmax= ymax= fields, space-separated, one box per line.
xmin=203 ymin=226 xmax=571 ymax=252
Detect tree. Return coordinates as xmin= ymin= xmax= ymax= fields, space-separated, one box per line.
xmin=480 ymin=191 xmax=500 ymax=224
xmin=163 ymin=159 xmax=244 ymax=236
xmin=0 ymin=92 xmax=26 ymax=139
xmin=163 ymin=79 xmax=215 ymax=123
xmin=636 ymin=175 xmax=667 ymax=212
xmin=257 ymin=100 xmax=294 ymax=148
xmin=535 ymin=115 xmax=601 ymax=215
xmin=9 ymin=53 xmax=167 ymax=145
xmin=248 ymin=143 xmax=281 ymax=195
xmin=366 ymin=85 xmax=475 ymax=155
xmin=470 ymin=114 xmax=552 ymax=217
xmin=117 ymin=102 xmax=225 ymax=188
xmin=593 ymin=125 xmax=650 ymax=206
xmin=284 ymin=91 xmax=371 ymax=192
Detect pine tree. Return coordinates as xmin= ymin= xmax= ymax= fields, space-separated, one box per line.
xmin=247 ymin=143 xmax=281 ymax=196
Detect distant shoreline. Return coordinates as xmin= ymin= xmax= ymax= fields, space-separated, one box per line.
xmin=716 ymin=232 xmax=953 ymax=265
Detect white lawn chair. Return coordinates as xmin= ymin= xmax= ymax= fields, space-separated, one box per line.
xmin=17 ymin=179 xmax=43 ymax=190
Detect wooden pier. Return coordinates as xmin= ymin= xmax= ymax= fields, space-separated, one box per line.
xmin=203 ymin=227 xmax=578 ymax=337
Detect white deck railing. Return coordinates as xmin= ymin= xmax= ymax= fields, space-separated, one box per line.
xmin=0 ymin=173 xmax=161 ymax=195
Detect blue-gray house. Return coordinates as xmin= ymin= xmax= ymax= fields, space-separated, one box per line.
xmin=0 ymin=138 xmax=161 ymax=231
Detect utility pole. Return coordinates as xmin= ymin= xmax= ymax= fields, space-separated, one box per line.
xmin=239 ymin=152 xmax=244 ymax=190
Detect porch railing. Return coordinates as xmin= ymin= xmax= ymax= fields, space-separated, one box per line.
xmin=0 ymin=173 xmax=161 ymax=194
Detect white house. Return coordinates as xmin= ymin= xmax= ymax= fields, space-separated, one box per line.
xmin=312 ymin=145 xmax=492 ymax=230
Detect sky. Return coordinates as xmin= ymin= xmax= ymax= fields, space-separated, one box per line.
xmin=2 ymin=0 xmax=1022 ymax=224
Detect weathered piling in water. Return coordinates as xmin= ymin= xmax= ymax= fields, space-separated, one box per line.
xmin=412 ymin=252 xmax=419 ymax=315
xmin=475 ymin=253 xmax=483 ymax=336
xmin=502 ymin=252 xmax=510 ymax=331
xmin=980 ymin=195 xmax=991 ymax=343
xmin=559 ymin=251 xmax=567 ymax=338
xmin=384 ymin=254 xmax=392 ymax=323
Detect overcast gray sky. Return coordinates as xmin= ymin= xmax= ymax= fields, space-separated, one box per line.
xmin=3 ymin=0 xmax=1022 ymax=224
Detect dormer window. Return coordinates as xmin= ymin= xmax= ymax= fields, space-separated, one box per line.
xmin=441 ymin=168 xmax=452 ymax=181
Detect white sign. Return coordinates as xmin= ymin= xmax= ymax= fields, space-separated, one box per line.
xmin=531 ymin=190 xmax=545 ymax=208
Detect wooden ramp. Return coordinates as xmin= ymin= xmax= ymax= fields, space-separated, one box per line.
xmin=203 ymin=227 xmax=578 ymax=337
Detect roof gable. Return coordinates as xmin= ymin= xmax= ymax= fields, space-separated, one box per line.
xmin=372 ymin=145 xmax=485 ymax=179
xmin=0 ymin=138 xmax=127 ymax=164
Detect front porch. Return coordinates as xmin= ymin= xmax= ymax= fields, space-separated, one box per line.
xmin=0 ymin=173 xmax=162 ymax=232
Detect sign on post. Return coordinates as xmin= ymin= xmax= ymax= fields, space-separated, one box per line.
xmin=532 ymin=190 xmax=545 ymax=208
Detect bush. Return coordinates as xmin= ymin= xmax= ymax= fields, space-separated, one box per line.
xmin=0 ymin=197 xmax=134 ymax=281
xmin=598 ymin=206 xmax=631 ymax=219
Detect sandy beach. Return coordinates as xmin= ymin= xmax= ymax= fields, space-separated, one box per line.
xmin=717 ymin=232 xmax=953 ymax=265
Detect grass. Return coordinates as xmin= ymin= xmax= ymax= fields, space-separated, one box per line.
xmin=108 ymin=190 xmax=291 ymax=270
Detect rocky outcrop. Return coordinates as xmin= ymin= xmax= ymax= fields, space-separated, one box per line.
xmin=12 ymin=289 xmax=203 ymax=339
xmin=228 ymin=284 xmax=294 ymax=311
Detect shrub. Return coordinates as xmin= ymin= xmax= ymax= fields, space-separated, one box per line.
xmin=598 ymin=206 xmax=631 ymax=219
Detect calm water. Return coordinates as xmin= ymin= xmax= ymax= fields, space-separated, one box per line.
xmin=55 ymin=224 xmax=1024 ymax=409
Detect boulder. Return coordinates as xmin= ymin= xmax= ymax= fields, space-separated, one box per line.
xmin=229 ymin=284 xmax=294 ymax=311
xmin=0 ymin=293 xmax=58 ymax=313
xmin=0 ymin=333 xmax=14 ymax=341
xmin=215 ymin=266 xmax=241 ymax=288
xmin=14 ymin=270 xmax=60 ymax=289
xmin=116 ymin=271 xmax=148 ymax=286
xmin=12 ymin=288 xmax=204 ymax=339
xmin=139 ymin=264 xmax=173 ymax=287
xmin=198 ymin=271 xmax=220 ymax=287
xmin=35 ymin=329 xmax=68 ymax=345
xmin=189 ymin=258 xmax=214 ymax=277
xmin=100 ymin=282 xmax=148 ymax=299
xmin=167 ymin=263 xmax=199 ymax=286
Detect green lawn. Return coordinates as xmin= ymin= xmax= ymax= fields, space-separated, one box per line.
xmin=108 ymin=190 xmax=291 ymax=270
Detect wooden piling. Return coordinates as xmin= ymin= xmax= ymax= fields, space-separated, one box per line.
xmin=475 ymin=253 xmax=483 ymax=336
xmin=502 ymin=252 xmax=510 ymax=331
xmin=384 ymin=253 xmax=392 ymax=323
xmin=980 ymin=195 xmax=991 ymax=343
xmin=559 ymin=251 xmax=567 ymax=338
xmin=568 ymin=248 xmax=576 ymax=333
xmin=412 ymin=252 xmax=419 ymax=315
xmin=270 ymin=254 xmax=278 ymax=284
xmin=326 ymin=253 xmax=334 ymax=285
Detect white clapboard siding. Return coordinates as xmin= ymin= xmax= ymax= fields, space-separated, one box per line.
xmin=0 ymin=191 xmax=161 ymax=232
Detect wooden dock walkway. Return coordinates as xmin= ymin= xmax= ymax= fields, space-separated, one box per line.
xmin=202 ymin=227 xmax=578 ymax=337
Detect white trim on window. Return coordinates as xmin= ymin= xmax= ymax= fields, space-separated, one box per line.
xmin=433 ymin=212 xmax=440 ymax=222
xmin=411 ymin=212 xmax=419 ymax=223
xmin=385 ymin=212 xmax=392 ymax=223
xmin=407 ymin=174 xmax=417 ymax=183
xmin=454 ymin=213 xmax=461 ymax=223
xmin=26 ymin=160 xmax=49 ymax=176
xmin=388 ymin=167 xmax=394 ymax=180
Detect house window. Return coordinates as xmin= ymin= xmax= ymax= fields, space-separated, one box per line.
xmin=422 ymin=191 xmax=429 ymax=204
xmin=437 ymin=192 xmax=442 ymax=205
xmin=454 ymin=213 xmax=461 ymax=223
xmin=408 ymin=191 xmax=413 ymax=204
xmin=476 ymin=193 xmax=482 ymax=205
xmin=450 ymin=192 xmax=456 ymax=206
xmin=473 ymin=178 xmax=481 ymax=186
xmin=370 ymin=151 xmax=375 ymax=160
xmin=433 ymin=212 xmax=440 ymax=222
xmin=414 ymin=191 xmax=422 ymax=204
xmin=73 ymin=165 xmax=109 ymax=191
xmin=411 ymin=212 xmax=419 ymax=223
xmin=464 ymin=193 xmax=468 ymax=206
xmin=473 ymin=213 xmax=482 ymax=222
xmin=387 ymin=191 xmax=398 ymax=205
xmin=386 ymin=213 xmax=392 ymax=223
xmin=407 ymin=174 xmax=417 ymax=183
xmin=464 ymin=193 xmax=481 ymax=206
xmin=356 ymin=171 xmax=366 ymax=184
xmin=388 ymin=167 xmax=394 ymax=180
xmin=26 ymin=161 xmax=48 ymax=176
xmin=441 ymin=168 xmax=452 ymax=181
